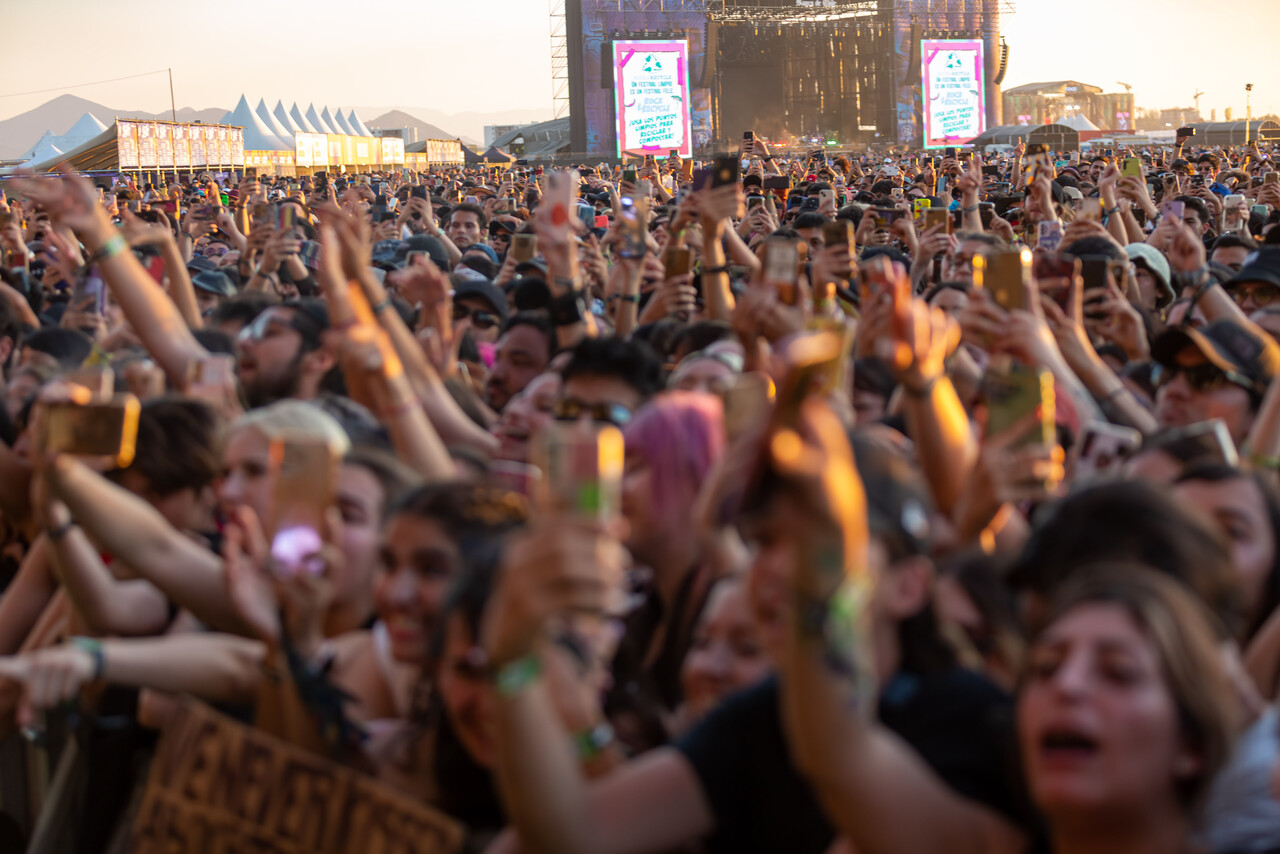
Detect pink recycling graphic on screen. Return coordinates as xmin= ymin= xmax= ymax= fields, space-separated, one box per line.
xmin=613 ymin=39 xmax=693 ymax=158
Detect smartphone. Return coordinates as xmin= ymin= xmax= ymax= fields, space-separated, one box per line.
xmin=664 ymin=246 xmax=692 ymax=278
xmin=1122 ymin=157 xmax=1143 ymax=180
xmin=747 ymin=196 xmax=764 ymax=210
xmin=744 ymin=131 xmax=756 ymax=141
xmin=1157 ymin=419 xmax=1239 ymax=467
xmin=719 ymin=372 xmax=773 ymax=444
xmin=975 ymin=248 xmax=1031 ymax=312
xmin=267 ymin=436 xmax=339 ymax=577
xmin=981 ymin=360 xmax=1055 ymax=451
xmin=923 ymin=208 xmax=951 ymax=234
xmin=1037 ymin=221 xmax=1064 ymax=252
xmin=1253 ymin=204 xmax=1270 ymax=218
xmin=411 ymin=185 xmax=428 ymax=200
xmin=820 ymin=189 xmax=837 ymax=208
xmin=979 ymin=202 xmax=996 ymax=229
xmin=277 ymin=205 xmax=298 ymax=231
xmin=1033 ymin=252 xmax=1081 ymax=311
xmin=546 ymin=169 xmax=580 ymax=235
xmin=945 ymin=147 xmax=957 ymax=159
xmin=617 ymin=196 xmax=648 ymax=260
xmin=40 ymin=395 xmax=142 ymax=468
xmin=712 ymin=154 xmax=740 ymax=189
xmin=762 ymin=238 xmax=801 ymax=306
xmin=252 ymin=203 xmax=272 ymax=223
xmin=770 ymin=331 xmax=845 ymax=430
xmin=822 ymin=219 xmax=854 ymax=255
xmin=62 ymin=366 xmax=114 ymax=400
xmin=464 ymin=195 xmax=479 ymax=205
xmin=1176 ymin=127 xmax=1195 ymax=139
xmin=870 ymin=207 xmax=903 ymax=231
xmin=1077 ymin=257 xmax=1113 ymax=320
xmin=1161 ymin=200 xmax=1185 ymax=221
xmin=622 ymin=167 xmax=638 ymax=184
xmin=297 ymin=241 xmax=320 ymax=270
xmin=1265 ymin=173 xmax=1280 ymax=186
xmin=71 ymin=266 xmax=107 ymax=315
xmin=1075 ymin=421 xmax=1142 ymax=482
xmin=533 ymin=422 xmax=625 ymax=519
xmin=511 ymin=233 xmax=537 ymax=263
xmin=890 ymin=187 xmax=904 ymax=201
xmin=1078 ymin=198 xmax=1102 ymax=223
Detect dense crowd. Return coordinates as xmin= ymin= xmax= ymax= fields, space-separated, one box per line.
xmin=0 ymin=128 xmax=1279 ymax=853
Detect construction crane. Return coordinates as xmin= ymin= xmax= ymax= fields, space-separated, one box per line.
xmin=1116 ymin=82 xmax=1132 ymax=93
xmin=1193 ymin=89 xmax=1205 ymax=117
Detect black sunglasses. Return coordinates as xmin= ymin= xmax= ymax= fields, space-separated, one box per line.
xmin=1153 ymin=362 xmax=1255 ymax=395
xmin=452 ymin=304 xmax=499 ymax=330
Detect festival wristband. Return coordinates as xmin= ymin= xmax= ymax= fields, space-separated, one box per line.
xmin=89 ymin=233 xmax=128 ymax=264
xmin=494 ymin=654 xmax=542 ymax=697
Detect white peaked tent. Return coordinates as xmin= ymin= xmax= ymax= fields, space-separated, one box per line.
xmin=347 ymin=110 xmax=373 ymax=137
xmin=55 ymin=112 xmax=108 ymax=150
xmin=21 ymin=136 xmax=64 ymax=168
xmin=1056 ymin=113 xmax=1101 ymax=132
xmin=331 ymin=110 xmax=355 ymax=135
xmin=306 ymin=104 xmax=335 ymax=135
xmin=320 ymin=107 xmax=344 ymax=135
xmin=221 ymin=94 xmax=289 ymax=151
xmin=290 ymin=103 xmax=318 ymax=134
xmin=256 ymin=98 xmax=294 ymax=143
xmin=274 ymin=100 xmax=302 ymax=134
xmin=18 ymin=130 xmax=59 ymax=162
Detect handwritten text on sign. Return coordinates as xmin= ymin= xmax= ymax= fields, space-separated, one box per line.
xmin=126 ymin=701 xmax=463 ymax=854
xmin=613 ymin=40 xmax=692 ymax=158
xmin=921 ymin=39 xmax=987 ymax=148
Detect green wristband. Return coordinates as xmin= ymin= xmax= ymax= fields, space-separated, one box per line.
xmin=494 ymin=654 xmax=542 ymax=697
xmin=69 ymin=636 xmax=105 ymax=680
xmin=572 ymin=723 xmax=615 ymax=760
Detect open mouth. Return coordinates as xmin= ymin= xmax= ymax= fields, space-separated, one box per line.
xmin=1040 ymin=729 xmax=1100 ymax=759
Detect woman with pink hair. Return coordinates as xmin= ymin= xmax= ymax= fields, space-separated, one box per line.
xmin=610 ymin=391 xmax=727 ymax=748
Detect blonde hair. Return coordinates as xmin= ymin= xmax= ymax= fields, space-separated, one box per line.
xmin=231 ymin=399 xmax=350 ymax=456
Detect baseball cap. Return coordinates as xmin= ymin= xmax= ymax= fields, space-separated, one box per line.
xmin=463 ymin=243 xmax=500 ymax=265
xmin=191 ymin=270 xmax=236 ymax=298
xmin=1226 ymin=248 xmax=1280 ymax=292
xmin=1152 ymin=319 xmax=1280 ymax=396
xmin=1125 ymin=243 xmax=1174 ymax=306
xmin=1061 ymin=186 xmax=1084 ymax=202
xmin=453 ymin=277 xmax=509 ymax=318
xmin=404 ymin=234 xmax=451 ymax=271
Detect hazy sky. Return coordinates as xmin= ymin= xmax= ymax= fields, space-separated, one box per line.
xmin=1 ymin=0 xmax=1277 ymax=125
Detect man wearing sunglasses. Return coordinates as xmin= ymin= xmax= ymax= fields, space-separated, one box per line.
xmin=453 ymin=279 xmax=508 ymax=345
xmin=1152 ymin=319 xmax=1279 ymax=444
xmin=556 ymin=336 xmax=665 ymax=430
xmin=236 ymin=299 xmax=337 ymax=409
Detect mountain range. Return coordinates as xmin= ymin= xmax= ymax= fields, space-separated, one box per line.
xmin=0 ymin=94 xmax=553 ymax=159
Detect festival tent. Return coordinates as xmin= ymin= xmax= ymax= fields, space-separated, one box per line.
xmin=291 ymin=103 xmax=318 ymax=134
xmin=20 ymin=135 xmax=64 ymax=168
xmin=221 ymin=94 xmax=289 ymax=151
xmin=320 ymin=107 xmax=345 ymax=136
xmin=55 ymin=112 xmax=109 ymax=151
xmin=330 ymin=110 xmax=355 ymax=135
xmin=305 ymin=103 xmax=335 ymax=135
xmin=347 ymin=110 xmax=373 ymax=138
xmin=1055 ymin=113 xmax=1100 ymax=132
xmin=256 ymin=98 xmax=295 ymax=144
xmin=17 ymin=130 xmax=60 ymax=162
xmin=274 ymin=100 xmax=303 ymax=134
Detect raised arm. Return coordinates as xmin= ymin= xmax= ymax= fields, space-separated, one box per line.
xmin=483 ymin=522 xmax=715 ymax=854
xmin=14 ymin=171 xmax=208 ymax=386
xmin=775 ymin=398 xmax=1025 ymax=854
xmin=45 ymin=455 xmax=243 ymax=633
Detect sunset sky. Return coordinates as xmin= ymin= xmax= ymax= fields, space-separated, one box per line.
xmin=1 ymin=0 xmax=1276 ymax=124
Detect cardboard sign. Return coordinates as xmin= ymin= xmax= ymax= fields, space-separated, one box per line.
xmin=125 ymin=701 xmax=464 ymax=854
